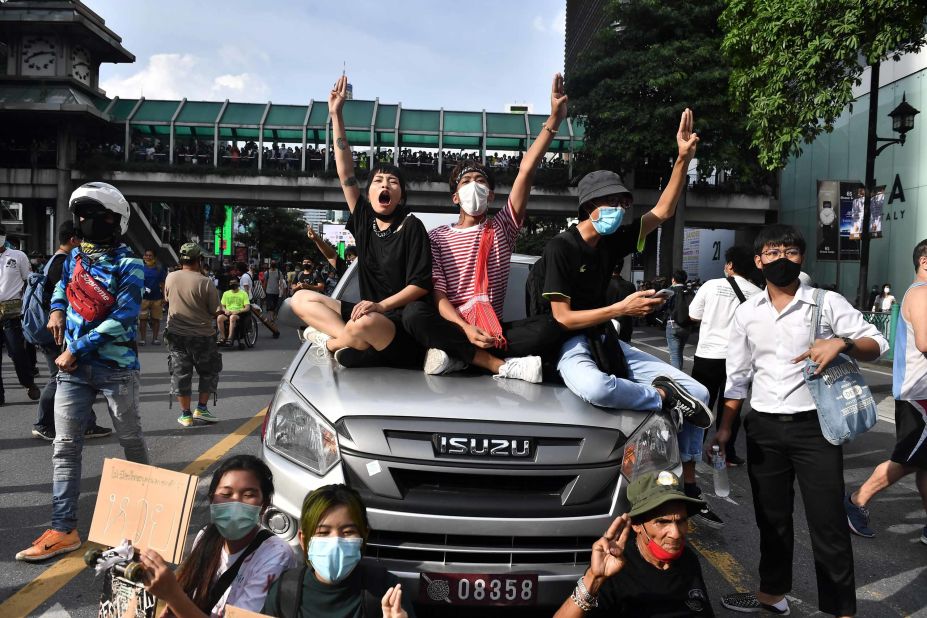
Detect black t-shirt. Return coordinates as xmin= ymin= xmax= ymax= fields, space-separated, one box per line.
xmin=590 ymin=537 xmax=714 ymax=617
xmin=296 ymin=270 xmax=322 ymax=286
xmin=346 ymin=198 xmax=431 ymax=306
xmin=538 ymin=219 xmax=643 ymax=312
xmin=261 ymin=564 xmax=417 ymax=618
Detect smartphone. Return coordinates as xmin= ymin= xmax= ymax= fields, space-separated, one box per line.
xmin=653 ymin=288 xmax=675 ymax=300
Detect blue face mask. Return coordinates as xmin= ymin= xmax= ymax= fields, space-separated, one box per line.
xmin=209 ymin=501 xmax=261 ymax=541
xmin=307 ymin=536 xmax=364 ymax=583
xmin=591 ymin=206 xmax=625 ymax=236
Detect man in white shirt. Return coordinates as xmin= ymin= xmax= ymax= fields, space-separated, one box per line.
xmin=713 ymin=224 xmax=887 ymax=617
xmin=237 ymin=262 xmax=253 ymax=300
xmin=0 ymin=225 xmax=41 ymax=403
xmin=688 ymin=246 xmax=762 ymax=470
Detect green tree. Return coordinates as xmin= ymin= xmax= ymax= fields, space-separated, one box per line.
xmin=721 ymin=0 xmax=927 ymax=169
xmin=236 ymin=207 xmax=320 ymax=265
xmin=516 ymin=215 xmax=570 ymax=256
xmin=568 ymin=0 xmax=767 ymax=191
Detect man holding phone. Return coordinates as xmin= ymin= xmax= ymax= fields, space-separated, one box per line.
xmin=529 ymin=111 xmax=717 ymax=522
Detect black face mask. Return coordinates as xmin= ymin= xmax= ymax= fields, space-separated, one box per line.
xmin=77 ymin=215 xmax=120 ymax=243
xmin=762 ymin=257 xmax=802 ymax=287
xmin=230 ymin=284 xmax=239 ymax=290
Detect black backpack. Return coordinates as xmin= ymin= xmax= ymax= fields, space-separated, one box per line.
xmin=270 ymin=563 xmax=389 ymax=618
xmin=670 ymin=286 xmax=696 ymax=327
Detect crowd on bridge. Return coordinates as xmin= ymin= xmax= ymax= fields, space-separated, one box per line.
xmin=3 ymin=71 xmax=926 ymax=618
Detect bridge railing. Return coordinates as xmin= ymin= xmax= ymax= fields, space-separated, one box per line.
xmin=71 ymin=153 xmax=575 ymax=191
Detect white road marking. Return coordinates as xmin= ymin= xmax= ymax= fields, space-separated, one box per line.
xmin=36 ymin=603 xmax=71 ymax=618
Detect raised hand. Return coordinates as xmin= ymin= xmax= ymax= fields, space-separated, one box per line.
xmin=589 ymin=514 xmax=632 ymax=581
xmin=329 ymin=74 xmax=348 ymax=116
xmin=676 ymin=108 xmax=699 ymax=163
xmin=381 ymin=584 xmax=408 ymax=618
xmin=551 ymin=73 xmax=568 ymax=122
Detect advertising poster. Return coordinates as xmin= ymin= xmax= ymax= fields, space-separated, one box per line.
xmin=816 ymin=180 xmax=839 ymax=260
xmin=681 ymin=228 xmax=735 ymax=281
xmin=321 ymin=223 xmax=356 ymax=254
xmin=839 ymin=181 xmax=863 ymax=260
xmin=869 ymin=186 xmax=885 ymax=238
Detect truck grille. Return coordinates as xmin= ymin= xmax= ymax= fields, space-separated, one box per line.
xmin=345 ymin=460 xmax=620 ymax=518
xmin=366 ymin=529 xmax=596 ymax=566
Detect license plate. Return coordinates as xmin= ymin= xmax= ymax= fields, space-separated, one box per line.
xmin=418 ymin=572 xmax=538 ymax=606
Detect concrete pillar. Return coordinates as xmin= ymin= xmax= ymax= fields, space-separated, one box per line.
xmin=55 ymin=125 xmax=72 ymax=234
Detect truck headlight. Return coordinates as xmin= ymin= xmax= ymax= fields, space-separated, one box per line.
xmin=265 ymin=382 xmax=340 ymax=476
xmin=621 ymin=412 xmax=679 ymax=480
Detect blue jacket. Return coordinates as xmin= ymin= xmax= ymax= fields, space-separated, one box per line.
xmin=50 ymin=245 xmax=143 ymax=370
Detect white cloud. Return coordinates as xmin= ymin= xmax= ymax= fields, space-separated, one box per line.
xmin=550 ymin=9 xmax=565 ymax=35
xmin=101 ymin=53 xmax=270 ymax=102
xmin=532 ymin=16 xmax=547 ymax=32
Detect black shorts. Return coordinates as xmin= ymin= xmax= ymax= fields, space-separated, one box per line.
xmin=890 ymin=399 xmax=927 ymax=469
xmin=265 ymin=294 xmax=279 ymax=312
xmin=339 ymin=301 xmax=424 ymax=369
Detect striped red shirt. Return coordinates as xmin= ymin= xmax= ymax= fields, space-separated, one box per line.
xmin=429 ymin=199 xmax=521 ymax=318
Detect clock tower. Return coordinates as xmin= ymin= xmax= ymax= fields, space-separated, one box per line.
xmin=0 ymin=1 xmax=135 ymax=251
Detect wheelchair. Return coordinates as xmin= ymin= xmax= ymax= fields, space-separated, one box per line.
xmin=218 ymin=310 xmax=258 ymax=349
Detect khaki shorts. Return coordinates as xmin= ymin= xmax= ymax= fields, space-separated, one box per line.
xmin=140 ymin=299 xmax=164 ymax=321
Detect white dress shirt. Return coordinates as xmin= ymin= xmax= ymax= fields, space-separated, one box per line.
xmin=688 ymin=274 xmax=762 ymax=359
xmin=724 ymin=283 xmax=888 ymax=414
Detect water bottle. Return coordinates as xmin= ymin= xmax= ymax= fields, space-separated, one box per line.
xmin=711 ymin=445 xmax=730 ymax=498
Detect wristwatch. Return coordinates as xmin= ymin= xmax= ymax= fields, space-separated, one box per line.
xmin=841 ymin=337 xmax=855 ymax=353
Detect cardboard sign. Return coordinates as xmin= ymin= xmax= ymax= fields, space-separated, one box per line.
xmin=89 ymin=458 xmax=199 ymax=564
xmin=225 ymin=606 xmax=274 ymax=618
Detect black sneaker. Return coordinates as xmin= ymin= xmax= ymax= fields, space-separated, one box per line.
xmin=27 ymin=385 xmax=41 ymax=401
xmin=334 ymin=347 xmax=379 ymax=369
xmin=721 ymin=592 xmax=790 ymax=614
xmin=84 ymin=425 xmax=113 ymax=439
xmin=694 ymin=502 xmax=725 ymax=529
xmin=652 ymin=375 xmax=713 ymax=428
xmin=32 ymin=426 xmax=55 ymax=441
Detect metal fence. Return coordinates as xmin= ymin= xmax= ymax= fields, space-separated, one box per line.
xmin=861 ymin=304 xmax=900 ymax=358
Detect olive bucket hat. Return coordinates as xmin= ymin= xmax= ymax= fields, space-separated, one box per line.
xmin=627 ymin=471 xmax=705 ymax=519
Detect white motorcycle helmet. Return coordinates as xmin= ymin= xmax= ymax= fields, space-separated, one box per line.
xmin=69 ymin=182 xmax=131 ymax=239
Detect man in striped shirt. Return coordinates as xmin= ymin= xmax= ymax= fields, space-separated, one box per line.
xmin=401 ymin=73 xmax=569 ymax=383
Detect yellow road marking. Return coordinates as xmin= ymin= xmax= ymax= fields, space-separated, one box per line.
xmin=688 ymin=523 xmax=753 ymax=592
xmin=0 ymin=407 xmax=268 ymax=618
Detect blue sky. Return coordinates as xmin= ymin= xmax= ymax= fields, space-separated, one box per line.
xmin=86 ymin=0 xmax=567 ymax=114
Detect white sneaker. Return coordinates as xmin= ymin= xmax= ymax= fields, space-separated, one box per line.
xmin=300 ymin=325 xmax=319 ymax=342
xmin=310 ymin=331 xmax=332 ymax=358
xmin=495 ymin=356 xmax=543 ymax=384
xmin=423 ymin=348 xmax=468 ymax=375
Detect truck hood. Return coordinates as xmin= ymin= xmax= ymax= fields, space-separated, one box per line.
xmin=286 ymin=345 xmax=651 ymax=437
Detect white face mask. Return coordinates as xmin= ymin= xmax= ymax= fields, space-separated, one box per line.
xmin=884 ymin=287 xmax=891 ymax=294
xmin=457 ymin=181 xmax=490 ymax=217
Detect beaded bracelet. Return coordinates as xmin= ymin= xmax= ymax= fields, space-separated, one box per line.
xmin=542 ymin=124 xmax=557 ymax=135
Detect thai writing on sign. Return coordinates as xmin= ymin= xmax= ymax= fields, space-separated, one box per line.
xmin=89 ymin=458 xmax=199 ymax=564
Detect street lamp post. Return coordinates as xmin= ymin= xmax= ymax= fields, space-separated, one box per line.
xmin=856 ymin=62 xmax=919 ymax=308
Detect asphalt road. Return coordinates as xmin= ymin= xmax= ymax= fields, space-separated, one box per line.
xmin=0 ymin=323 xmax=924 ymax=617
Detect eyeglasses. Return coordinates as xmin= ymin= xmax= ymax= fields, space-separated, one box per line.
xmin=599 ymin=196 xmax=633 ymax=209
xmin=761 ymin=248 xmax=802 ymax=260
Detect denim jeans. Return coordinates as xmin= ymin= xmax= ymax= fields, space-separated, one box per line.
xmin=0 ymin=317 xmax=36 ymax=393
xmin=557 ymin=334 xmax=709 ymax=462
xmin=665 ymin=321 xmax=691 ymax=370
xmin=35 ymin=344 xmax=97 ymax=432
xmin=52 ymin=363 xmax=148 ymax=532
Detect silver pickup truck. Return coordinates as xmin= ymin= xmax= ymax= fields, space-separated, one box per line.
xmin=260 ymin=254 xmax=680 ymax=608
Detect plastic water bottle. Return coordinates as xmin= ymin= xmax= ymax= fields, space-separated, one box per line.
xmin=711 ymin=445 xmax=730 ymax=498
